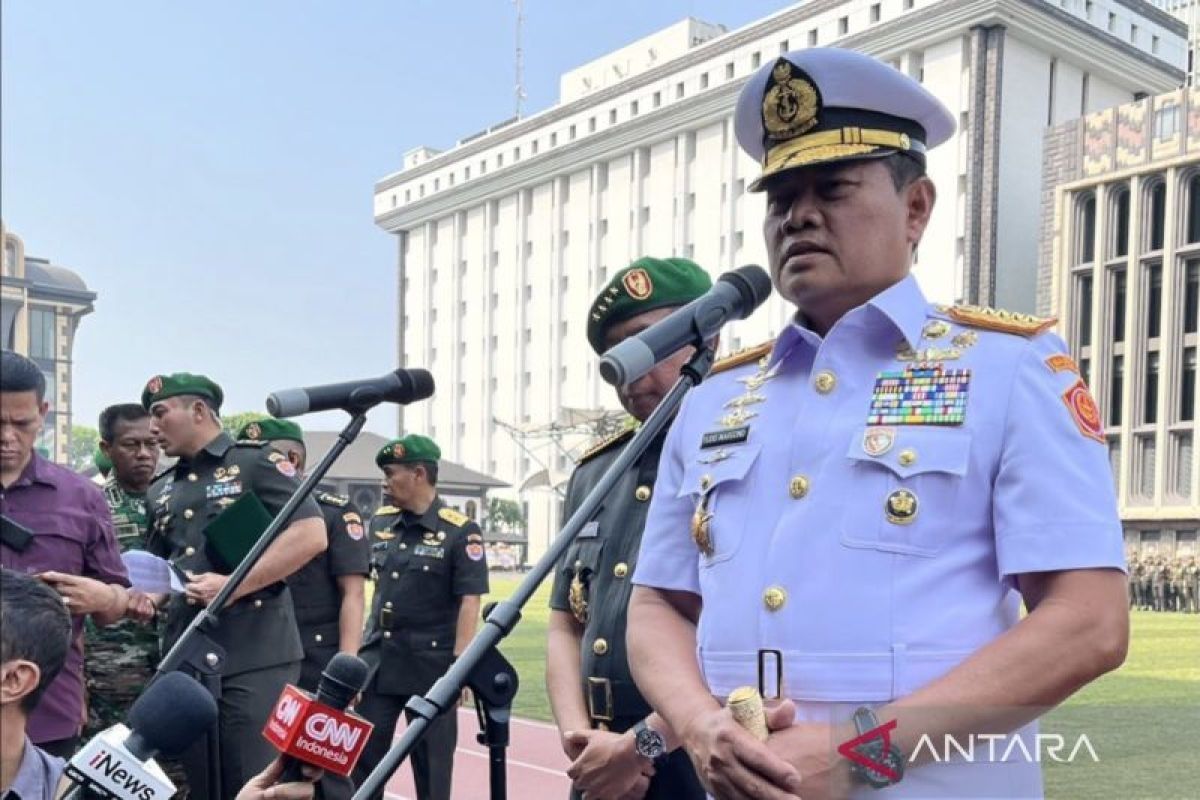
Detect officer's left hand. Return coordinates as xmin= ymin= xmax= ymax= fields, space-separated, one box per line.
xmin=184 ymin=572 xmax=229 ymax=607
xmin=38 ymin=572 xmax=125 ymax=616
xmin=564 ymin=729 xmax=654 ymax=800
xmin=126 ymin=590 xmax=157 ymax=622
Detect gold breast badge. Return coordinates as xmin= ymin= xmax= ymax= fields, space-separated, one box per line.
xmin=568 ymin=561 xmax=589 ymax=624
xmin=691 ymin=492 xmax=715 ymax=556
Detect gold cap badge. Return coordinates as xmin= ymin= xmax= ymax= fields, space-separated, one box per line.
xmin=763 ymin=59 xmax=820 ymax=143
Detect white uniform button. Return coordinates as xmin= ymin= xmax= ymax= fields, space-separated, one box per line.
xmin=635 ymin=485 xmax=652 ymax=502
xmin=391 ymin=571 xmax=400 ymax=579
xmin=188 ymin=473 xmax=198 ymax=482
xmin=431 ymin=640 xmax=438 ymax=648
xmin=314 ymin=634 xmax=323 ymax=643
xmin=253 ymin=599 xmax=263 ymax=609
xmin=385 ymin=601 xmax=394 ymax=609
xmin=422 ymin=565 xmax=430 ymax=572
xmin=183 ymin=509 xmax=194 ymax=520
xmin=384 ymin=631 xmax=392 ymax=639
xmin=592 ymin=638 xmax=609 ymax=656
xmin=613 ymin=563 xmax=629 ymax=578
xmin=399 ymin=543 xmax=407 ymax=550
xmin=184 ymin=546 xmax=196 ymax=556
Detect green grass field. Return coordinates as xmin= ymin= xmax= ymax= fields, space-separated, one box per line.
xmin=480 ymin=574 xmax=1199 ymax=799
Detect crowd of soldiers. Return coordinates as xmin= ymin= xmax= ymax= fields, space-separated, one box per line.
xmin=1127 ymin=552 xmax=1200 ymax=612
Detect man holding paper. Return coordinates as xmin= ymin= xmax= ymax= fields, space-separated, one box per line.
xmin=142 ymin=372 xmax=327 ymax=799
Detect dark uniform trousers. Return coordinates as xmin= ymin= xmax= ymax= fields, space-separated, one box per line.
xmin=551 ymin=430 xmax=706 ymax=800
xmin=147 ymin=433 xmax=323 ymax=800
xmin=291 ymin=493 xmax=371 ymax=800
xmin=353 ymin=498 xmax=489 ymax=800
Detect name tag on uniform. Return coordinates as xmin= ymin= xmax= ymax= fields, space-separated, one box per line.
xmin=206 ymin=481 xmax=243 ymax=500
xmin=701 ymin=427 xmax=749 ymax=448
xmin=413 ymin=544 xmax=445 ymax=559
xmin=578 ymin=521 xmax=600 ymax=540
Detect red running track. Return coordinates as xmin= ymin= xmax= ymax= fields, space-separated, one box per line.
xmin=383 ymin=708 xmax=571 ymax=799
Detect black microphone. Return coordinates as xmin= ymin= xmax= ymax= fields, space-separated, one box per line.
xmin=266 ymin=369 xmax=435 ymax=418
xmin=276 ymin=652 xmax=372 ymax=784
xmin=63 ymin=672 xmax=218 ymax=799
xmin=599 ymin=264 xmax=773 ymax=386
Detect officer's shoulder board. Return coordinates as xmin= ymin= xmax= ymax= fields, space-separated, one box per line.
xmin=710 ymin=339 xmax=775 ymax=376
xmin=373 ymin=504 xmax=402 ymax=517
xmin=438 ymin=507 xmax=470 ymax=528
xmin=316 ymin=491 xmax=349 ymax=507
xmin=578 ymin=426 xmax=635 ymax=466
xmin=935 ymin=304 xmax=1057 ymax=338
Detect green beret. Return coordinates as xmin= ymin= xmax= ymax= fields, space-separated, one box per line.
xmin=93 ymin=447 xmax=112 ymax=477
xmin=141 ymin=372 xmax=224 ymax=412
xmin=236 ymin=418 xmax=303 ymax=443
xmin=586 ymin=257 xmax=712 ymax=353
xmin=375 ymin=434 xmax=441 ymax=468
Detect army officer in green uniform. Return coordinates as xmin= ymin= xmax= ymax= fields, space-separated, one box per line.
xmin=236 ymin=418 xmax=371 ymax=689
xmin=354 ymin=435 xmax=490 ymax=800
xmin=547 ymin=257 xmax=710 ymax=800
xmin=143 ymin=373 xmax=327 ymax=799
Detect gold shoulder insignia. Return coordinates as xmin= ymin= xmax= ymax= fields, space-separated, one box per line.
xmin=710 ymin=340 xmax=776 ymax=376
xmin=941 ymin=304 xmax=1057 ymax=337
xmin=317 ymin=491 xmax=349 ymax=507
xmin=373 ymin=505 xmax=402 ymax=516
xmin=579 ymin=425 xmax=636 ymax=465
xmin=438 ymin=507 xmax=470 ymax=528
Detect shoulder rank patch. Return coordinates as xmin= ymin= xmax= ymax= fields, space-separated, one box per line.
xmin=317 ymin=491 xmax=349 ymax=507
xmin=373 ymin=505 xmax=402 ymax=516
xmin=1061 ymin=378 xmax=1105 ymax=443
xmin=578 ymin=425 xmax=635 ymax=465
xmin=710 ymin=340 xmax=775 ymax=376
xmin=1045 ymin=354 xmax=1079 ymax=374
xmin=438 ymin=507 xmax=470 ymax=528
xmin=940 ymin=304 xmax=1057 ymax=337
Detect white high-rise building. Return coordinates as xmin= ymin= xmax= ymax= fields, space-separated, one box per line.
xmin=375 ymin=1 xmax=1187 ymax=558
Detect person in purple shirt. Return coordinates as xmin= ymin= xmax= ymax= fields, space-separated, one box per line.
xmin=0 ymin=351 xmax=149 ymax=757
xmin=0 ymin=568 xmax=72 ymax=800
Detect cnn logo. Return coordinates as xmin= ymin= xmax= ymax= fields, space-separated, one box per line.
xmin=274 ymin=694 xmax=303 ymax=727
xmin=305 ymin=713 xmax=364 ymax=751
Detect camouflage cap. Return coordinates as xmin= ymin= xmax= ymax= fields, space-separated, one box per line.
xmin=586 ymin=256 xmax=712 ymax=354
xmin=375 ymin=434 xmax=441 ymax=468
xmin=236 ymin=418 xmax=303 ymax=444
xmin=141 ymin=373 xmax=224 ymax=412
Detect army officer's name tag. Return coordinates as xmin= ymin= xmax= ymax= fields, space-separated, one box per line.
xmin=205 ymin=481 xmax=242 ymax=500
xmin=701 ymin=427 xmax=749 ymax=449
xmin=413 ymin=544 xmax=445 ymax=559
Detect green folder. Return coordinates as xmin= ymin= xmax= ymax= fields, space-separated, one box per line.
xmin=202 ymin=492 xmax=273 ymax=572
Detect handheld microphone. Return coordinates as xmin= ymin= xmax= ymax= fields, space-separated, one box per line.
xmin=266 ymin=369 xmax=435 ymax=418
xmin=63 ymin=672 xmax=217 ymax=800
xmin=599 ymin=265 xmax=773 ymax=386
xmin=262 ymin=652 xmax=373 ymax=779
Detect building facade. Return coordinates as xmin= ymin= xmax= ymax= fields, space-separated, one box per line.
xmin=375 ymin=1 xmax=1187 ymax=558
xmin=1042 ymin=89 xmax=1200 ymax=558
xmin=1 ymin=223 xmax=96 ymax=464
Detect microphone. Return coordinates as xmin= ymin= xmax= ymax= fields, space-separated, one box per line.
xmin=599 ymin=265 xmax=773 ymax=386
xmin=266 ymin=369 xmax=435 ymax=418
xmin=262 ymin=652 xmax=373 ymax=779
xmin=63 ymin=672 xmax=217 ymax=800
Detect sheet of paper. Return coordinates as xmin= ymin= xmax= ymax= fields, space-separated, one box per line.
xmin=122 ymin=550 xmax=185 ymax=594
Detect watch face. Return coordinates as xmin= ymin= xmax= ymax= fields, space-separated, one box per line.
xmin=635 ymin=727 xmax=666 ymax=760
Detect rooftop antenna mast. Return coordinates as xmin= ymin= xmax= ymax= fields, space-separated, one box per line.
xmin=514 ymin=0 xmax=527 ymax=117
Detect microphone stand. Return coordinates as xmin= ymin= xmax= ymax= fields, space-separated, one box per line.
xmin=353 ymin=343 xmax=716 ymax=800
xmin=153 ymin=409 xmax=371 ymax=796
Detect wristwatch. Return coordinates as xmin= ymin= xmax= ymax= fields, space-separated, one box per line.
xmin=848 ymin=707 xmax=905 ymax=789
xmin=631 ymin=719 xmax=667 ymax=764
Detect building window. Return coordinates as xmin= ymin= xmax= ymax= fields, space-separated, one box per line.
xmin=1136 ymin=434 xmax=1156 ymax=497
xmin=904 ymin=0 xmax=914 ymax=8
xmin=1075 ymin=273 xmax=1093 ymax=347
xmin=871 ymin=3 xmax=881 ymax=22
xmin=29 ymin=308 xmax=55 ymax=362
xmin=589 ymin=116 xmax=596 ymax=132
xmin=531 ymin=140 xmax=539 ymax=155
xmin=1111 ymin=268 xmax=1127 ymax=343
xmin=1182 ymin=347 xmax=1196 ymax=421
xmin=629 ymin=101 xmax=638 ymax=116
xmin=1130 ymin=24 xmax=1138 ymax=45
xmin=1146 ymin=181 xmax=1166 ymax=250
xmin=1111 ymin=186 xmax=1130 ymax=258
xmin=700 ymin=73 xmax=709 ymax=89
xmin=1078 ymin=194 xmax=1096 ymax=264
xmin=1085 ymin=0 xmax=1093 ymax=19
xmin=550 ymin=132 xmax=557 ymax=147
xmin=569 ymin=124 xmax=577 ymax=140
xmin=1144 ymin=351 xmax=1159 ymax=424
xmin=751 ymin=51 xmax=761 ymax=68
xmin=1107 ymin=12 xmax=1116 ymax=33
xmin=675 ymin=82 xmax=685 ymax=99
xmin=838 ymin=16 xmax=849 ymax=35
xmin=1146 ymin=262 xmax=1162 ymax=339
xmin=609 ymin=108 xmax=618 ymax=124
xmin=652 ymin=91 xmax=661 ymax=108
xmin=1152 ymin=35 xmax=1160 ymax=55
xmin=1187 ymin=174 xmax=1200 ymax=243
xmin=1154 ymin=106 xmax=1178 ymax=140
xmin=1110 ymin=354 xmax=1124 ymax=426
xmin=779 ymin=39 xmax=789 ymax=53
xmin=465 ymin=166 xmax=471 ymax=180
xmin=725 ymin=62 xmax=734 ymax=79
xmin=1184 ymin=260 xmax=1199 ymax=333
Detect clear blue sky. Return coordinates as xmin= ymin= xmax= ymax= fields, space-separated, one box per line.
xmin=2 ymin=0 xmax=790 ymax=436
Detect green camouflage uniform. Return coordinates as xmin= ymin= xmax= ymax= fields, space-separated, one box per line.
xmin=83 ymin=477 xmax=160 ymax=737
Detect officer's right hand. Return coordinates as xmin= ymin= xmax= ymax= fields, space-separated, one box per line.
xmin=681 ymin=704 xmax=801 ymax=800
xmin=564 ymin=729 xmax=654 ymax=800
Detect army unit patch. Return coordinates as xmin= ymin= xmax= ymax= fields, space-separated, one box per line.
xmin=1046 ymin=354 xmax=1080 ymax=374
xmin=466 ymin=543 xmax=485 ymax=561
xmin=1062 ymin=379 xmax=1105 ymax=443
xmin=868 ymin=365 xmax=970 ymax=426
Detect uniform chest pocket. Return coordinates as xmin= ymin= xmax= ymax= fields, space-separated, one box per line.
xmin=406 ymin=551 xmax=449 ymax=577
xmin=677 ymin=444 xmax=761 ymax=566
xmin=839 ymin=427 xmax=971 ymax=557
